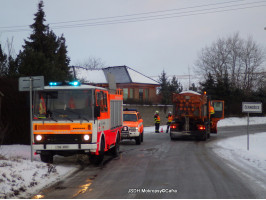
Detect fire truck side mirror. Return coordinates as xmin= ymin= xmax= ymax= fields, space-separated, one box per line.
xmin=94 ymin=106 xmax=101 ymax=118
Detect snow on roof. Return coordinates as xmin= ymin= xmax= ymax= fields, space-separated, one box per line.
xmin=72 ymin=66 xmax=159 ymax=85
xmin=180 ymin=90 xmax=201 ymax=95
xmin=72 ymin=67 xmax=107 ymax=84
xmin=103 ymin=66 xmax=131 ymax=83
xmin=126 ymin=67 xmax=159 ymax=85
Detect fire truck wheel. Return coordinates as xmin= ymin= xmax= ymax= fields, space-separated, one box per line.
xmin=135 ymin=134 xmax=141 ymax=145
xmin=111 ymin=134 xmax=120 ymax=157
xmin=40 ymin=152 xmax=53 ymax=163
xmin=89 ymin=138 xmax=105 ymax=165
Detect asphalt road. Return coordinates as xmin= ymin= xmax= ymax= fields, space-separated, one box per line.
xmin=32 ymin=124 xmax=266 ymax=199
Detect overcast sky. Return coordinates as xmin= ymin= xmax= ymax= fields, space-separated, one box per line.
xmin=1 ymin=0 xmax=266 ymax=85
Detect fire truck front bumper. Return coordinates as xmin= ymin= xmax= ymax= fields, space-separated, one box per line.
xmin=33 ymin=143 xmax=97 ymax=152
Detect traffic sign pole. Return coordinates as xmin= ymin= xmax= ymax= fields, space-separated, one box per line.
xmin=247 ymin=112 xmax=249 ymax=151
xmin=242 ymin=102 xmax=262 ymax=151
xmin=19 ymin=76 xmax=44 ymax=162
xmin=30 ymin=77 xmax=33 ymax=162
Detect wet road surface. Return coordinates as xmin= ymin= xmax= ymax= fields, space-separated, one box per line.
xmin=32 ymin=124 xmax=266 ymax=199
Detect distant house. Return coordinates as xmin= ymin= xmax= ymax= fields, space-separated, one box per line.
xmin=71 ymin=66 xmax=160 ymax=104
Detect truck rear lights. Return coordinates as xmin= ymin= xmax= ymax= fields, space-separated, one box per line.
xmin=36 ymin=135 xmax=43 ymax=141
xmin=197 ymin=125 xmax=205 ymax=130
xmin=170 ymin=124 xmax=177 ymax=129
xmin=83 ymin=135 xmax=90 ymax=141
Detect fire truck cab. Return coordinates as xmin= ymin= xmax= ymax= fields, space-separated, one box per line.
xmin=32 ymin=81 xmax=123 ymax=164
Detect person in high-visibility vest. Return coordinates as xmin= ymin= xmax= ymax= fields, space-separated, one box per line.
xmin=166 ymin=111 xmax=173 ymax=133
xmin=210 ymin=106 xmax=215 ymax=115
xmin=154 ymin=111 xmax=160 ymax=133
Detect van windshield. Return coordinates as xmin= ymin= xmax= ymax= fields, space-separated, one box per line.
xmin=123 ymin=114 xmax=137 ymax=122
xmin=33 ymin=89 xmax=93 ymax=121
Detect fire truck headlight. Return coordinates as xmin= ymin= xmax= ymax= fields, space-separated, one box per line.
xmin=36 ymin=135 xmax=42 ymax=141
xmin=84 ymin=135 xmax=90 ymax=141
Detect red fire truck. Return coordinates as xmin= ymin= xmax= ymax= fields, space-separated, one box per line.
xmin=32 ymin=81 xmax=123 ymax=164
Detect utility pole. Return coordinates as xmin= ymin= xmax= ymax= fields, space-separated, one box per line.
xmin=188 ymin=65 xmax=191 ymax=90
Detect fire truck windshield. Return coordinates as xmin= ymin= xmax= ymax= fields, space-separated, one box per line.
xmin=33 ymin=89 xmax=93 ymax=121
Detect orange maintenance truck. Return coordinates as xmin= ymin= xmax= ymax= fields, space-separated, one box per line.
xmin=122 ymin=109 xmax=144 ymax=145
xmin=32 ymin=81 xmax=123 ymax=164
xmin=170 ymin=91 xmax=224 ymax=141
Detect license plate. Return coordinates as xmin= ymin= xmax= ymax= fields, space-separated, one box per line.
xmin=55 ymin=145 xmax=70 ymax=149
xmin=122 ymin=133 xmax=129 ymax=137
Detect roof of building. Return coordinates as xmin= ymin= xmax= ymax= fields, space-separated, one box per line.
xmin=71 ymin=66 xmax=159 ymax=85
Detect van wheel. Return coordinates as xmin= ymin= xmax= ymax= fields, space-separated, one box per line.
xmin=135 ymin=135 xmax=141 ymax=145
xmin=40 ymin=152 xmax=53 ymax=163
xmin=141 ymin=131 xmax=144 ymax=142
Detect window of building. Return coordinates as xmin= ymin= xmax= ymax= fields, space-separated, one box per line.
xmin=129 ymin=88 xmax=134 ymax=99
xmin=123 ymin=88 xmax=128 ymax=100
xmin=145 ymin=89 xmax=149 ymax=101
xmin=139 ymin=89 xmax=143 ymax=101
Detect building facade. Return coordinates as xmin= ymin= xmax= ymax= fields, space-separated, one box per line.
xmin=72 ymin=65 xmax=160 ymax=104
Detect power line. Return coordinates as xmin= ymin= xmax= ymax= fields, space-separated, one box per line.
xmin=0 ymin=0 xmax=244 ymax=29
xmin=1 ymin=0 xmax=265 ymax=32
xmin=45 ymin=0 xmax=246 ymax=25
xmin=50 ymin=3 xmax=266 ymax=29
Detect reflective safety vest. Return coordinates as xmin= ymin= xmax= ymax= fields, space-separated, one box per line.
xmin=39 ymin=96 xmax=46 ymax=115
xmin=168 ymin=115 xmax=173 ymax=123
xmin=154 ymin=114 xmax=160 ymax=123
xmin=210 ymin=106 xmax=215 ymax=114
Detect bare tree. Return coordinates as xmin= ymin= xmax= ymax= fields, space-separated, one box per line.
xmin=195 ymin=33 xmax=265 ymax=92
xmin=76 ymin=57 xmax=106 ymax=69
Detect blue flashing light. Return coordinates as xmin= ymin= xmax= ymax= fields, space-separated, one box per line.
xmin=69 ymin=81 xmax=80 ymax=86
xmin=49 ymin=82 xmax=60 ymax=86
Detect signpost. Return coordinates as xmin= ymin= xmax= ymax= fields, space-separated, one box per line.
xmin=19 ymin=76 xmax=44 ymax=162
xmin=242 ymin=102 xmax=262 ymax=150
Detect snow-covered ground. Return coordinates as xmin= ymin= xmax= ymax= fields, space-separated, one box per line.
xmin=0 ymin=117 xmax=266 ymax=198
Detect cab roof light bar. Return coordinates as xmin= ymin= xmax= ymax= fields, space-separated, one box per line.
xmin=49 ymin=82 xmax=62 ymax=86
xmin=48 ymin=81 xmax=80 ymax=87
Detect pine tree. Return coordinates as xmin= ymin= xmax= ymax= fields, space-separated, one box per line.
xmin=169 ymin=76 xmax=183 ymax=94
xmin=17 ymin=0 xmax=72 ymax=84
xmin=0 ymin=44 xmax=7 ymax=77
xmin=200 ymin=73 xmax=216 ymax=97
xmin=158 ymin=70 xmax=170 ymax=104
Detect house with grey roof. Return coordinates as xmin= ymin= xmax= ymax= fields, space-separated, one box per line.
xmin=71 ymin=66 xmax=160 ymax=104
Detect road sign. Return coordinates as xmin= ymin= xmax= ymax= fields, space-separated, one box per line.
xmin=242 ymin=102 xmax=262 ymax=151
xmin=242 ymin=102 xmax=262 ymax=113
xmin=18 ymin=76 xmax=44 ymax=162
xmin=19 ymin=76 xmax=44 ymax=91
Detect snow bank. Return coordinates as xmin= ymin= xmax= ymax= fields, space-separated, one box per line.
xmin=214 ymin=132 xmax=266 ymax=173
xmin=0 ymin=145 xmax=78 ymax=199
xmin=218 ymin=117 xmax=266 ymax=127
